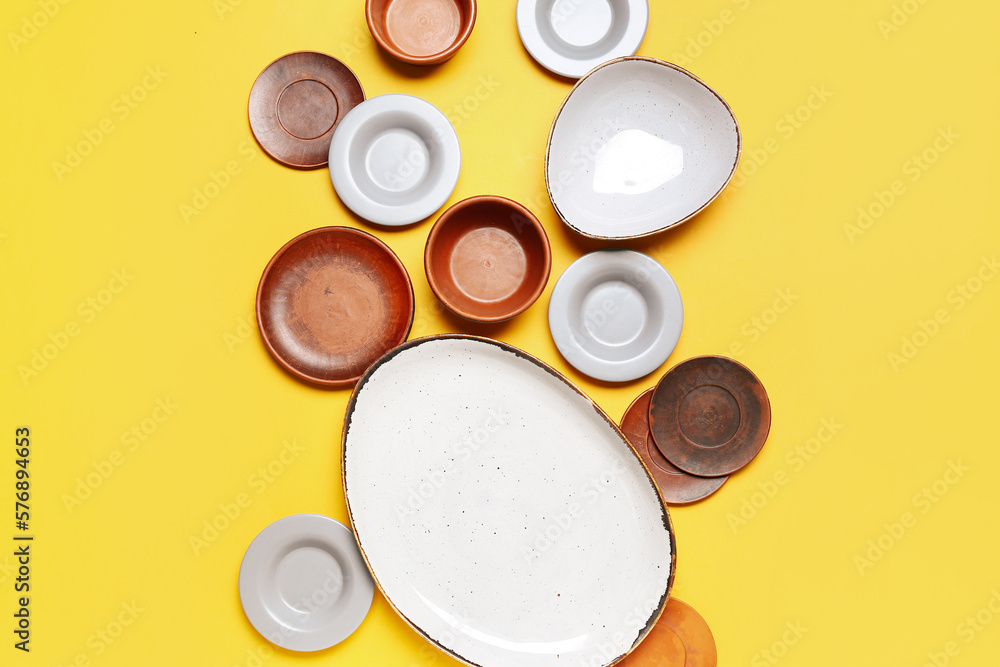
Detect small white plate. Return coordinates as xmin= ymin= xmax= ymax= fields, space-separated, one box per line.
xmin=516 ymin=0 xmax=648 ymax=79
xmin=329 ymin=94 xmax=461 ymax=226
xmin=343 ymin=335 xmax=675 ymax=667
xmin=548 ymin=249 xmax=682 ymax=382
xmin=546 ymin=57 xmax=740 ymax=239
xmin=238 ymin=514 xmax=374 ymax=652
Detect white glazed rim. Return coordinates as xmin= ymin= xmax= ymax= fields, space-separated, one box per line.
xmin=238 ymin=513 xmax=375 ymax=652
xmin=548 ymin=249 xmax=683 ymax=382
xmin=341 ymin=334 xmax=676 ymax=667
xmin=544 ymin=56 xmax=742 ymax=239
xmin=516 ymin=0 xmax=648 ymax=78
xmin=329 ymin=94 xmax=461 ymax=226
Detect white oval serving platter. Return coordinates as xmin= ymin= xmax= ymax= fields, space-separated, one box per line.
xmin=548 ymin=249 xmax=683 ymax=383
xmin=238 ymin=513 xmax=375 ymax=651
xmin=343 ymin=335 xmax=675 ymax=667
xmin=546 ymin=57 xmax=740 ymax=239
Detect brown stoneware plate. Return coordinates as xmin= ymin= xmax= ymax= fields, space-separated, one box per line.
xmin=661 ymin=598 xmax=718 ymax=667
xmin=249 ymin=51 xmax=365 ymax=169
xmin=649 ymin=356 xmax=770 ymax=477
xmin=366 ymin=0 xmax=476 ymax=65
xmin=621 ymin=389 xmax=727 ymax=505
xmin=424 ymin=195 xmax=551 ymax=322
xmin=617 ymin=621 xmax=687 ymax=666
xmin=256 ymin=227 xmax=413 ymax=387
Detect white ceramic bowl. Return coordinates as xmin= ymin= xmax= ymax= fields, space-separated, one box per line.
xmin=546 ymin=57 xmax=740 ymax=239
xmin=516 ymin=0 xmax=648 ymax=78
xmin=343 ymin=336 xmax=675 ymax=667
xmin=329 ymin=94 xmax=461 ymax=226
xmin=548 ymin=249 xmax=683 ymax=382
xmin=238 ymin=514 xmax=375 ymax=651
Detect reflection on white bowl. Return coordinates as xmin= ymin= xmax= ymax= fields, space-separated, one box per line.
xmin=516 ymin=0 xmax=648 ymax=79
xmin=329 ymin=94 xmax=461 ymax=226
xmin=548 ymin=248 xmax=683 ymax=382
xmin=546 ymin=57 xmax=741 ymax=239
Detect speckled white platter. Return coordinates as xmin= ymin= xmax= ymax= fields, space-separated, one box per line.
xmin=342 ymin=335 xmax=675 ymax=667
xmin=546 ymin=57 xmax=741 ymax=239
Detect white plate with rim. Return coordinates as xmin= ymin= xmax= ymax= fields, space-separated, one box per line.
xmin=546 ymin=57 xmax=740 ymax=239
xmin=238 ymin=514 xmax=375 ymax=651
xmin=548 ymin=249 xmax=683 ymax=382
xmin=516 ymin=0 xmax=648 ymax=79
xmin=329 ymin=94 xmax=461 ymax=226
xmin=343 ymin=335 xmax=675 ymax=667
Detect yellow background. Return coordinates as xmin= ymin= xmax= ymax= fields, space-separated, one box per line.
xmin=2 ymin=0 xmax=998 ymax=664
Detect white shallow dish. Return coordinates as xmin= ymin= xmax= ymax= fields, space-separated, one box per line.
xmin=516 ymin=0 xmax=648 ymax=78
xmin=546 ymin=57 xmax=740 ymax=239
xmin=343 ymin=335 xmax=675 ymax=667
xmin=238 ymin=514 xmax=374 ymax=651
xmin=329 ymin=94 xmax=461 ymax=226
xmin=548 ymin=249 xmax=682 ymax=383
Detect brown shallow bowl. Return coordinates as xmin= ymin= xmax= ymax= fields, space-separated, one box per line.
xmin=248 ymin=51 xmax=365 ymax=169
xmin=424 ymin=195 xmax=551 ymax=322
xmin=256 ymin=227 xmax=414 ymax=387
xmin=366 ymin=0 xmax=476 ymax=66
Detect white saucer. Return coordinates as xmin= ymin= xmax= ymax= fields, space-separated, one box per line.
xmin=516 ymin=0 xmax=648 ymax=78
xmin=548 ymin=249 xmax=682 ymax=382
xmin=329 ymin=94 xmax=461 ymax=226
xmin=546 ymin=57 xmax=741 ymax=239
xmin=238 ymin=514 xmax=374 ymax=651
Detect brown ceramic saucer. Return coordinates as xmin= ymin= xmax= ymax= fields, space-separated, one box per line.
xmin=621 ymin=389 xmax=727 ymax=505
xmin=649 ymin=356 xmax=770 ymax=477
xmin=619 ymin=620 xmax=686 ymax=666
xmin=248 ymin=51 xmax=365 ymax=168
xmin=424 ymin=196 xmax=551 ymax=323
xmin=658 ymin=597 xmax=718 ymax=667
xmin=256 ymin=227 xmax=414 ymax=387
xmin=366 ymin=0 xmax=476 ymax=65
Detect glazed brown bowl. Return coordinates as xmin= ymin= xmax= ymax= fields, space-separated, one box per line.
xmin=366 ymin=0 xmax=476 ymax=66
xmin=424 ymin=196 xmax=551 ymax=323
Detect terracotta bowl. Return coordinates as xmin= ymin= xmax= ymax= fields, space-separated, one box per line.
xmin=424 ymin=196 xmax=551 ymax=322
xmin=256 ymin=227 xmax=414 ymax=387
xmin=366 ymin=0 xmax=476 ymax=66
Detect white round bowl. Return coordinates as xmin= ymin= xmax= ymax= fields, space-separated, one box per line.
xmin=548 ymin=249 xmax=683 ymax=382
xmin=329 ymin=94 xmax=461 ymax=226
xmin=546 ymin=57 xmax=740 ymax=239
xmin=516 ymin=0 xmax=648 ymax=78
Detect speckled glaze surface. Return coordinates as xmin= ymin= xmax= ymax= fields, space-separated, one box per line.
xmin=342 ymin=335 xmax=675 ymax=667
xmin=546 ymin=57 xmax=740 ymax=239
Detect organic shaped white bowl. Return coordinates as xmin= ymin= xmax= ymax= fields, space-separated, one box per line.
xmin=343 ymin=335 xmax=675 ymax=667
xmin=546 ymin=57 xmax=740 ymax=239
